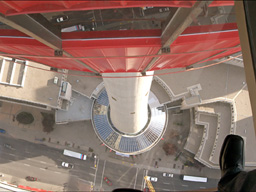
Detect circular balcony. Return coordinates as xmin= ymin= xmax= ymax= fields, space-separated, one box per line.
xmin=92 ymin=88 xmax=167 ymax=155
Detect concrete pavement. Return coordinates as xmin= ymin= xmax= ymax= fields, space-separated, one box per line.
xmin=0 ymin=100 xmax=221 ymax=174
xmin=3 ymin=64 xmax=247 ymax=190
xmin=0 ymin=101 xmax=221 ymax=191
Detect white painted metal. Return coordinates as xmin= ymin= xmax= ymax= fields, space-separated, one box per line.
xmin=102 ymin=72 xmax=153 ymax=134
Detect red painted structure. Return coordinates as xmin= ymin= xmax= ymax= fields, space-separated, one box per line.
xmin=0 ymin=1 xmax=234 ymax=16
xmin=0 ymin=0 xmax=240 ymax=73
xmin=18 ymin=185 xmax=53 ymax=192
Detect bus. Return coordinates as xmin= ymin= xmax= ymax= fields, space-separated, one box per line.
xmin=182 ymin=175 xmax=207 ymax=183
xmin=63 ymin=149 xmax=87 ymax=160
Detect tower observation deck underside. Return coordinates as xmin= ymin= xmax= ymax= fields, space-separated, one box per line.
xmin=0 ymin=0 xmax=242 ymax=155
xmin=0 ymin=1 xmax=240 ymax=74
xmin=92 ymin=88 xmax=167 ymax=155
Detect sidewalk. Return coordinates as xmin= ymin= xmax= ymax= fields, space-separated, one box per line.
xmin=0 ymin=174 xmax=62 ymax=191
xmin=0 ymin=101 xmax=220 ymax=182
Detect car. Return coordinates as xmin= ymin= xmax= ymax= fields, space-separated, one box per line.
xmin=148 ymin=176 xmax=158 ymax=182
xmin=142 ymin=6 xmax=154 ymax=10
xmin=25 ymin=176 xmax=37 ymax=181
xmin=163 ymin=172 xmax=174 ymax=177
xmin=54 ymin=15 xmax=69 ymax=23
xmin=104 ymin=176 xmax=112 ymax=186
xmin=159 ymin=7 xmax=170 ymax=13
xmin=151 ymin=177 xmax=158 ymax=182
xmin=0 ymin=129 xmax=6 ymax=134
xmin=61 ymin=162 xmax=74 ymax=169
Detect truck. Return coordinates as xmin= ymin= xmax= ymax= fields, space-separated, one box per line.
xmin=61 ymin=25 xmax=85 ymax=32
xmin=63 ymin=149 xmax=87 ymax=160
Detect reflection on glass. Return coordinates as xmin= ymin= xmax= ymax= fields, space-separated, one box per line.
xmin=0 ymin=1 xmax=254 ymax=192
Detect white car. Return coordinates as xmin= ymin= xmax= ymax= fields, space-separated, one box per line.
xmin=159 ymin=7 xmax=170 ymax=13
xmin=56 ymin=15 xmax=69 ymax=23
xmin=142 ymin=6 xmax=153 ymax=10
xmin=163 ymin=173 xmax=174 ymax=177
xmin=148 ymin=176 xmax=158 ymax=182
xmin=61 ymin=162 xmax=74 ymax=169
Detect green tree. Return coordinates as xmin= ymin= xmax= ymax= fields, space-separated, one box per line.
xmin=41 ymin=112 xmax=55 ymax=133
xmin=16 ymin=112 xmax=34 ymax=124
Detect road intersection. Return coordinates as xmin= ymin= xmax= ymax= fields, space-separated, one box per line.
xmin=0 ymin=135 xmax=219 ymax=191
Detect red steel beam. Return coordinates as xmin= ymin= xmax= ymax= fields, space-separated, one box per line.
xmin=0 ymin=1 xmax=234 ymax=16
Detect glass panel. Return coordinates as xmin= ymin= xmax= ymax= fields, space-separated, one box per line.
xmin=0 ymin=1 xmax=254 ymax=192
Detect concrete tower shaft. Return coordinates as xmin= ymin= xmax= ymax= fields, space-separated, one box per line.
xmin=102 ymin=72 xmax=154 ymax=134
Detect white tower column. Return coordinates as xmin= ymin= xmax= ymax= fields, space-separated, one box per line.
xmin=102 ymin=72 xmax=154 ymax=134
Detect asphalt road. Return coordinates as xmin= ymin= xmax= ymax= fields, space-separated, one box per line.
xmin=0 ymin=135 xmax=147 ymax=191
xmin=0 ymin=135 xmax=219 ymax=191
xmin=147 ymin=170 xmax=219 ymax=191
xmin=94 ymin=159 xmax=146 ymax=191
xmin=0 ymin=135 xmax=95 ymax=191
xmin=46 ymin=7 xmax=166 ymax=31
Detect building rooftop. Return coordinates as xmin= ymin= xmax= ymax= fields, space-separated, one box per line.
xmin=55 ymin=90 xmax=93 ymax=124
xmin=161 ymin=62 xmax=256 ymax=168
xmin=67 ymin=70 xmax=103 ymax=98
xmin=0 ymin=57 xmax=63 ymax=108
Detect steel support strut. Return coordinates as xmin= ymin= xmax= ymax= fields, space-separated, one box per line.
xmin=0 ymin=13 xmax=62 ymax=50
xmin=142 ymin=0 xmax=213 ymax=74
xmin=0 ymin=13 xmax=99 ymax=74
xmin=235 ymin=1 xmax=256 ymax=134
